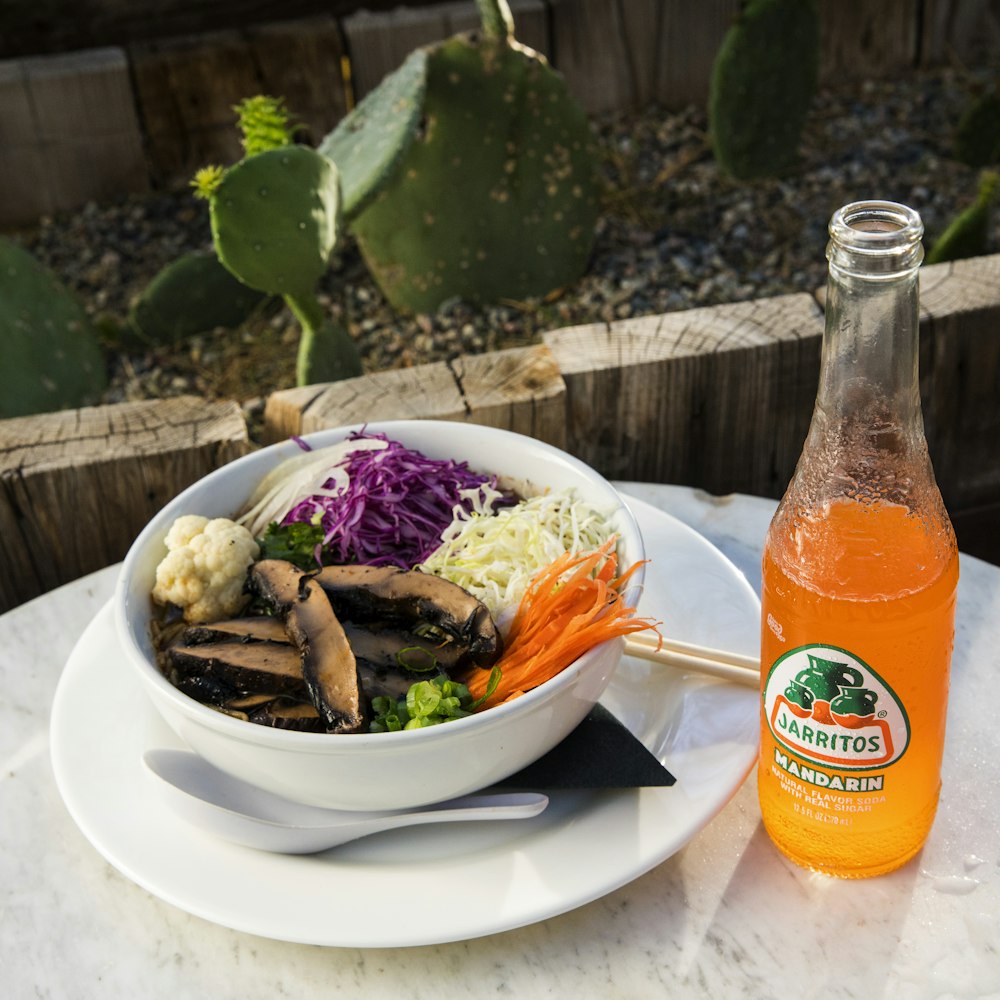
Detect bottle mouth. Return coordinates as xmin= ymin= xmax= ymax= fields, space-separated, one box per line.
xmin=827 ymin=201 xmax=924 ymax=278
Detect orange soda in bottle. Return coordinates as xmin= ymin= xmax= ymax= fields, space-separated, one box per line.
xmin=758 ymin=201 xmax=959 ymax=878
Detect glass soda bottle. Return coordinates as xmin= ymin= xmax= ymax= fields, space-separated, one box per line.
xmin=757 ymin=200 xmax=959 ymax=878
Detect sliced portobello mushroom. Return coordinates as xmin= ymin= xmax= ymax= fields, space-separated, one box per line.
xmin=250 ymin=560 xmax=365 ymax=734
xmin=249 ymin=698 xmax=326 ymax=733
xmin=174 ymin=671 xmax=241 ymax=707
xmin=356 ymin=662 xmax=423 ymax=702
xmin=315 ymin=565 xmax=501 ymax=666
xmin=167 ymin=640 xmax=309 ymax=702
xmin=181 ymin=616 xmax=288 ymax=646
xmin=185 ymin=617 xmax=463 ymax=672
xmin=225 ymin=692 xmax=283 ymax=711
xmin=345 ymin=622 xmax=469 ymax=675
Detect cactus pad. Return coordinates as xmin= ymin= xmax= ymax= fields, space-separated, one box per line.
xmin=319 ymin=49 xmax=428 ymax=220
xmin=926 ymin=171 xmax=1000 ymax=264
xmin=294 ymin=314 xmax=363 ymax=386
xmin=345 ymin=35 xmax=599 ymax=314
xmin=209 ymin=145 xmax=341 ymax=300
xmin=709 ymin=0 xmax=820 ymax=180
xmin=128 ymin=251 xmax=268 ymax=345
xmin=954 ymin=88 xmax=1000 ymax=169
xmin=0 ymin=238 xmax=106 ymax=419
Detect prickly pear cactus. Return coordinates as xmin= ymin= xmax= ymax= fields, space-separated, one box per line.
xmin=195 ymin=118 xmax=362 ymax=385
xmin=330 ymin=2 xmax=599 ymax=314
xmin=319 ymin=49 xmax=428 ymax=220
xmin=209 ymin=145 xmax=340 ymax=300
xmin=926 ymin=171 xmax=1000 ymax=264
xmin=709 ymin=0 xmax=820 ymax=180
xmin=954 ymin=88 xmax=1000 ymax=169
xmin=129 ymin=250 xmax=268 ymax=345
xmin=0 ymin=238 xmax=106 ymax=419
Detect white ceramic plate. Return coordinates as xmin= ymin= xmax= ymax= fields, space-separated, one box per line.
xmin=50 ymin=495 xmax=760 ymax=948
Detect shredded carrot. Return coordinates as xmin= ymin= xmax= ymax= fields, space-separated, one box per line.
xmin=465 ymin=538 xmax=660 ymax=710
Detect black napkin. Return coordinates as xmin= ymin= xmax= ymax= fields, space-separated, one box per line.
xmin=495 ymin=703 xmax=675 ymax=790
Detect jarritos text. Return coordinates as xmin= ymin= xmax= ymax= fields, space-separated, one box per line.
xmin=763 ymin=644 xmax=910 ymax=770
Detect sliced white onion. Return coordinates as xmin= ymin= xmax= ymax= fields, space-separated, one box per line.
xmin=237 ymin=437 xmax=388 ymax=538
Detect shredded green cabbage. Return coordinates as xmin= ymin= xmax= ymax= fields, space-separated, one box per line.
xmin=417 ymin=489 xmax=616 ymax=632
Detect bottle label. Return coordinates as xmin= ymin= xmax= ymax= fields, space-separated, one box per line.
xmin=763 ymin=643 xmax=910 ymax=771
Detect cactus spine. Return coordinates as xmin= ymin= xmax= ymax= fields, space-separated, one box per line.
xmin=0 ymin=237 xmax=107 ymax=418
xmin=709 ymin=0 xmax=820 ymax=180
xmin=323 ymin=0 xmax=599 ymax=314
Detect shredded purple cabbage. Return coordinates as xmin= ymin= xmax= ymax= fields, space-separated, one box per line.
xmin=281 ymin=431 xmax=510 ymax=568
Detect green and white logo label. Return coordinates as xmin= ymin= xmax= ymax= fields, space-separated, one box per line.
xmin=763 ymin=643 xmax=910 ymax=771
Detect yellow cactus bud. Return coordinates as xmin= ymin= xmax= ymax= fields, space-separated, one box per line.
xmin=191 ymin=165 xmax=225 ymax=200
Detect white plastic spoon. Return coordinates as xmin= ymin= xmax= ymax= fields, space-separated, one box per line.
xmin=142 ymin=748 xmax=549 ymax=855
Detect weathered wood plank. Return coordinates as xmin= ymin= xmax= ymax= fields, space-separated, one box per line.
xmin=920 ymin=0 xmax=1000 ymax=66
xmin=129 ymin=31 xmax=260 ymax=184
xmin=919 ymin=255 xmax=1000 ymax=512
xmin=8 ymin=0 xmax=985 ymax=73
xmin=244 ymin=18 xmax=350 ymax=147
xmin=263 ymin=344 xmax=566 ymax=445
xmin=0 ymin=61 xmax=51 ymax=228
xmin=617 ymin=0 xmax=663 ymax=109
xmin=448 ymin=346 xmax=567 ymax=446
xmin=547 ymin=0 xmax=635 ymax=114
xmin=342 ymin=6 xmax=451 ymax=99
xmin=264 ymin=363 xmax=460 ymax=440
xmin=655 ymin=0 xmax=739 ymax=109
xmin=543 ymin=293 xmax=826 ymax=493
xmin=132 ymin=20 xmax=348 ymax=185
xmin=23 ymin=48 xmax=149 ymax=209
xmin=0 ymin=49 xmax=148 ymax=229
xmin=819 ymin=0 xmax=920 ymax=83
xmin=0 ymin=1 xmax=417 ymax=60
xmin=0 ymin=397 xmax=251 ymax=613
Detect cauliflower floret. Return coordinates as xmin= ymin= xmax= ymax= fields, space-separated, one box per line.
xmin=152 ymin=515 xmax=260 ymax=622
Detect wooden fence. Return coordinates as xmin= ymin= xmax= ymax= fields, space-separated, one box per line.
xmin=2 ymin=0 xmax=999 ymax=228
xmin=2 ymin=252 xmax=998 ymax=615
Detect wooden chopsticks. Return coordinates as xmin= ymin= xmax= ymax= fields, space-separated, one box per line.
xmin=623 ymin=634 xmax=760 ymax=688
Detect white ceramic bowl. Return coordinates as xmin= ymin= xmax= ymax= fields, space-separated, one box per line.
xmin=115 ymin=420 xmax=645 ymax=811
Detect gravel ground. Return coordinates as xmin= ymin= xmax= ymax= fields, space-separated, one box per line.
xmin=11 ymin=64 xmax=1000 ymax=428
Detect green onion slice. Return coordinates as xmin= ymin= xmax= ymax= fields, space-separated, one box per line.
xmin=395 ymin=645 xmax=439 ymax=673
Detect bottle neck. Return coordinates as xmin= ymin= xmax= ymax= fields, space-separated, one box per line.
xmin=810 ymin=202 xmax=926 ymax=455
xmin=769 ymin=202 xmax=956 ymax=567
xmin=816 ymin=265 xmax=922 ymax=432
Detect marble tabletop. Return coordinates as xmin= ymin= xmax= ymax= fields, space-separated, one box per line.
xmin=2 ymin=484 xmax=998 ymax=1000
